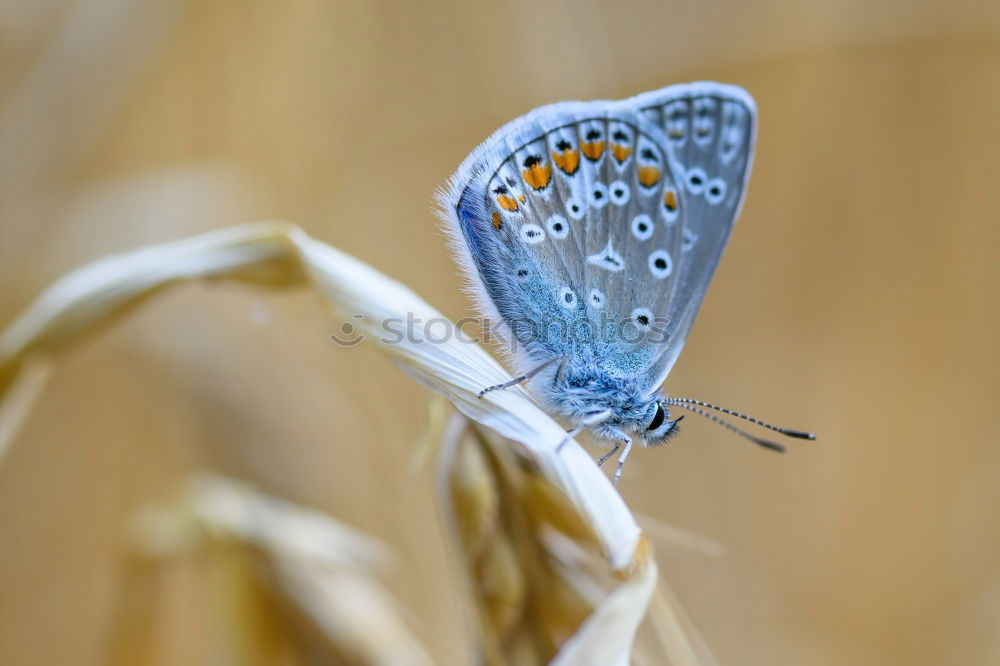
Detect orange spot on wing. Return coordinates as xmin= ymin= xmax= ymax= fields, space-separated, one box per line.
xmin=581 ymin=141 xmax=605 ymax=161
xmin=497 ymin=195 xmax=519 ymax=211
xmin=638 ymin=166 xmax=662 ymax=187
xmin=611 ymin=144 xmax=632 ymax=163
xmin=491 ymin=211 xmax=502 ymax=229
xmin=552 ymin=149 xmax=580 ymax=175
xmin=669 ymin=129 xmax=684 ymax=139
xmin=522 ymin=165 xmax=552 ymax=190
xmin=517 ymin=194 xmax=526 ymax=203
xmin=663 ymin=190 xmax=678 ymax=212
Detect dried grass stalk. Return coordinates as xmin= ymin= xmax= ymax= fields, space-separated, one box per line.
xmin=128 ymin=474 xmax=433 ymax=666
xmin=0 ymin=222 xmax=673 ymax=662
xmin=440 ymin=415 xmax=656 ymax=665
xmin=0 ymin=222 xmax=640 ymax=568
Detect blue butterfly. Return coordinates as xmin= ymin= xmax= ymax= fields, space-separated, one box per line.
xmin=439 ymin=82 xmax=813 ymax=483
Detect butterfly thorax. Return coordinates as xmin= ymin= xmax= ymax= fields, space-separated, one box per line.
xmin=537 ymin=361 xmax=658 ymax=435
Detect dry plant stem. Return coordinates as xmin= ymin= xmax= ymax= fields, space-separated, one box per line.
xmin=0 ymin=221 xmax=641 ymax=571
xmin=0 ymin=358 xmax=52 ymax=461
xmin=0 ymin=222 xmax=662 ymax=663
xmin=440 ymin=414 xmax=657 ymax=666
xmin=126 ymin=474 xmax=434 ymax=666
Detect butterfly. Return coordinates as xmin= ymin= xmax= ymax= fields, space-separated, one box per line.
xmin=439 ymin=82 xmax=814 ymax=483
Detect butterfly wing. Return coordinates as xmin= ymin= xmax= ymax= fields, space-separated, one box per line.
xmin=628 ymin=82 xmax=757 ymax=390
xmin=439 ymin=101 xmax=688 ymax=380
xmin=439 ymin=82 xmax=755 ymax=398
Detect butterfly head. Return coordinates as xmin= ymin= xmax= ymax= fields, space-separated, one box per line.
xmin=641 ymin=399 xmax=683 ymax=446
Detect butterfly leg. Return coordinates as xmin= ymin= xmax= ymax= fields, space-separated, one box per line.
xmin=594 ymin=429 xmax=632 ymax=484
xmin=477 ymin=357 xmax=559 ymax=398
xmin=597 ymin=444 xmax=620 ymax=467
xmin=612 ymin=437 xmax=633 ymax=485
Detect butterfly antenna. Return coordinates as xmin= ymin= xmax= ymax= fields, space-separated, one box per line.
xmin=665 ymin=398 xmax=816 ymax=440
xmin=665 ymin=401 xmax=787 ymax=453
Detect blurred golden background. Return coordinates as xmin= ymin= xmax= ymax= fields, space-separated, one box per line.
xmin=1 ymin=1 xmax=998 ymax=664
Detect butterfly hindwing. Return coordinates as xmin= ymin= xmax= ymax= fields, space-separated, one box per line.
xmin=631 ymin=83 xmax=757 ymax=388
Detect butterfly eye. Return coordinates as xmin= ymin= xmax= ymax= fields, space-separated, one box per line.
xmin=646 ymin=403 xmax=666 ymax=431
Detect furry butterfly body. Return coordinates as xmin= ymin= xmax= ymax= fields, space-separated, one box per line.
xmin=439 ymin=82 xmax=760 ymax=480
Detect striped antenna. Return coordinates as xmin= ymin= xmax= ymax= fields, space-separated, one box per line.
xmin=665 ymin=398 xmax=816 ymax=440
xmin=666 ymin=401 xmax=787 ymax=453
